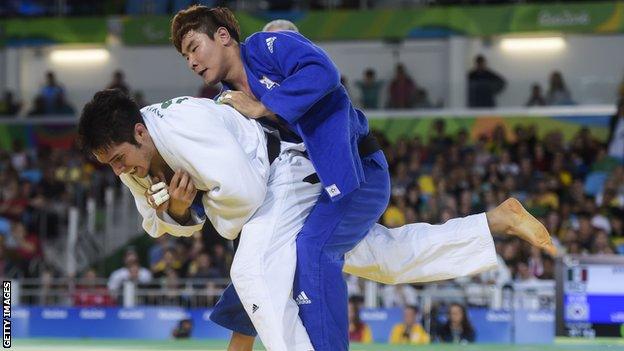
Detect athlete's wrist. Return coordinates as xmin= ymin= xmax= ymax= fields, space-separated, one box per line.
xmin=168 ymin=206 xmax=191 ymax=224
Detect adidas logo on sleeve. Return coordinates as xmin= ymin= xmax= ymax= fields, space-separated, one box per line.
xmin=295 ymin=291 xmax=312 ymax=305
xmin=266 ymin=36 xmax=276 ymax=53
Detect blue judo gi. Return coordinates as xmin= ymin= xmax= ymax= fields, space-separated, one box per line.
xmin=210 ymin=31 xmax=390 ymax=350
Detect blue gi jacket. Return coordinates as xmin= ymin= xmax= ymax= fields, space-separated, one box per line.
xmin=223 ymin=31 xmax=370 ymax=201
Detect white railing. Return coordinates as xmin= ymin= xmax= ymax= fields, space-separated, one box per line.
xmin=11 ymin=277 xmax=231 ymax=308
xmin=43 ymin=184 xmax=143 ymax=277
xmin=10 ymin=277 xmax=554 ymax=312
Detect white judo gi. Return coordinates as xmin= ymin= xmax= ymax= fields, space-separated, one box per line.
xmin=119 ymin=97 xmax=498 ymax=350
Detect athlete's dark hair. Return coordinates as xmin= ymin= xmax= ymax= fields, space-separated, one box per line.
xmin=78 ymin=89 xmax=144 ymax=154
xmin=171 ymin=6 xmax=241 ymax=53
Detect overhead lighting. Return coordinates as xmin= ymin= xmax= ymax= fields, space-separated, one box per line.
xmin=50 ymin=49 xmax=110 ymax=64
xmin=500 ymin=37 xmax=565 ymax=52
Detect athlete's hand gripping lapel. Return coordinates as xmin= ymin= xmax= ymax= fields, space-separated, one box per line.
xmin=145 ymin=170 xmax=198 ymax=224
xmin=218 ymin=90 xmax=276 ymax=120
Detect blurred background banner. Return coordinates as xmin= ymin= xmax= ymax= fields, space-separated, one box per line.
xmin=2 ymin=2 xmax=624 ymax=47
xmin=10 ymin=305 xmax=555 ymax=344
xmin=0 ymin=18 xmax=107 ymax=46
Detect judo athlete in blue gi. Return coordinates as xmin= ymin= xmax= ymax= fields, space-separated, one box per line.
xmin=171 ymin=6 xmax=557 ymax=351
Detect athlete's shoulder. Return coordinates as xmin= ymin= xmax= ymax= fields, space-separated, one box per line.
xmin=140 ymin=96 xmax=216 ymax=116
xmin=244 ymin=31 xmax=311 ymax=53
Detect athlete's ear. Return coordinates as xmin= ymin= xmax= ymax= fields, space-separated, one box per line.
xmin=134 ymin=123 xmax=149 ymax=144
xmin=215 ymin=27 xmax=232 ymax=46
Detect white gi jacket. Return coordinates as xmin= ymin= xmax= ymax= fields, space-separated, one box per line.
xmin=119 ymin=97 xmax=269 ymax=240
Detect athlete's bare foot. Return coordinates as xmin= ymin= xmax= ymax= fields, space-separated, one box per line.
xmin=486 ymin=198 xmax=557 ymax=256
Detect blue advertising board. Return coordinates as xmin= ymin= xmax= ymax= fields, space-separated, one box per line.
xmin=11 ymin=306 xmax=554 ymax=343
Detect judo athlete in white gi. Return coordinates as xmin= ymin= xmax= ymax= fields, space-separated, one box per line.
xmin=78 ymin=89 xmax=556 ymax=351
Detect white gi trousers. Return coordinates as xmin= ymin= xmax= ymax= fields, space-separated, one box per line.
xmin=230 ymin=143 xmax=497 ymax=351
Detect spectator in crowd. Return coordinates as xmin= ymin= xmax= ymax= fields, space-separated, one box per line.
xmin=546 ymin=71 xmax=574 ymax=106
xmin=610 ymin=208 xmax=624 ymax=238
xmin=38 ymin=71 xmax=65 ymax=114
xmin=429 ymin=119 xmax=453 ymax=157
xmin=187 ymin=250 xmax=221 ymax=306
xmin=348 ymin=299 xmax=372 ymax=343
xmin=515 ymin=261 xmax=539 ymax=283
xmin=389 ymin=305 xmax=430 ymax=344
xmin=172 ymin=318 xmax=193 ymax=339
xmin=53 ymin=92 xmax=75 ymax=114
xmin=382 ymin=197 xmax=406 ymax=228
xmin=106 ymin=70 xmax=131 ymax=95
xmin=0 ymin=239 xmax=19 ymax=279
xmin=27 ymin=95 xmax=46 ymax=116
xmin=209 ymin=243 xmax=231 ymax=278
xmin=0 ymin=91 xmax=21 ymax=116
xmin=188 ymin=251 xmax=221 ymax=279
xmin=9 ymin=220 xmax=41 ymax=274
xmin=436 ymin=303 xmax=475 ymax=344
xmin=355 ymin=68 xmax=383 ymax=109
xmin=526 ymin=83 xmax=546 ymax=107
xmin=107 ymin=248 xmax=152 ymax=297
xmin=608 ymin=99 xmax=624 ymax=162
xmin=149 ymin=235 xmax=173 ymax=269
xmin=37 ymin=266 xmax=57 ymax=305
xmin=73 ymin=268 xmax=114 ymax=307
xmin=467 ymin=55 xmax=506 ymax=108
xmin=591 ymin=230 xmax=616 ymax=254
xmin=0 ymin=176 xmax=28 ymax=222
xmin=161 ymin=268 xmax=183 ymax=305
xmin=388 ymin=63 xmax=416 ymax=108
xmin=152 ymin=247 xmax=184 ymax=279
xmin=413 ymin=88 xmax=433 ymax=109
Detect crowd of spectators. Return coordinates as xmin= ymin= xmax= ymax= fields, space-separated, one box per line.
xmin=349 ymin=55 xmax=579 ymax=110
xmin=352 ymin=63 xmax=435 ymax=110
xmin=101 ymin=238 xmax=230 ymax=307
xmin=0 ymin=70 xmax=151 ymax=118
xmin=0 ymin=138 xmax=118 ymax=280
xmin=1 ymin=107 xmax=623 ymax=304
xmin=349 ymin=298 xmax=476 ymax=345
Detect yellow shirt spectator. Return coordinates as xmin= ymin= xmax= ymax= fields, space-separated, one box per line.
xmin=383 ymin=205 xmax=406 ymax=228
xmin=389 ymin=323 xmax=430 ymax=344
xmin=349 ymin=323 xmax=373 ymax=344
xmin=389 ymin=306 xmax=431 ymax=345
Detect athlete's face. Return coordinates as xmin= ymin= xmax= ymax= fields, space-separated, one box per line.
xmin=93 ymin=123 xmax=154 ymax=178
xmin=181 ymin=29 xmax=231 ymax=86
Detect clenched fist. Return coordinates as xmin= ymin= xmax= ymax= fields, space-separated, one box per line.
xmin=146 ymin=170 xmax=197 ymax=224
